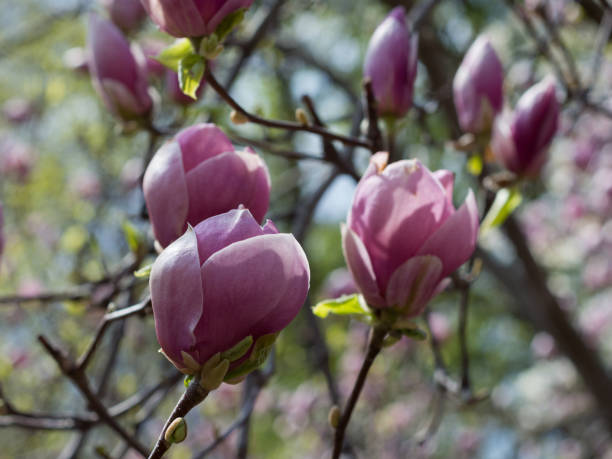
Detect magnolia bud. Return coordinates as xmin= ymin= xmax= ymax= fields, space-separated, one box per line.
xmin=141 ymin=0 xmax=254 ymax=38
xmin=100 ymin=0 xmax=146 ymax=33
xmin=363 ymin=7 xmax=418 ymax=118
xmin=453 ymin=35 xmax=504 ymax=133
xmin=491 ymin=77 xmax=559 ymax=176
xmin=328 ymin=405 xmax=341 ymax=429
xmin=164 ymin=417 xmax=187 ymax=444
xmin=87 ymin=14 xmax=152 ymax=122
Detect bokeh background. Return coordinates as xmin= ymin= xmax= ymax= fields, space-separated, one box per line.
xmin=2 ymin=0 xmax=612 ymax=458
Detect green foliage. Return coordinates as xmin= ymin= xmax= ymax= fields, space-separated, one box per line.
xmin=480 ymin=186 xmax=523 ymax=235
xmin=312 ymin=294 xmax=373 ymax=320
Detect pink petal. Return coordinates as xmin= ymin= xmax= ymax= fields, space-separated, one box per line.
xmin=193 ymin=208 xmax=274 ymax=264
xmin=433 ymin=169 xmax=455 ymax=207
xmin=341 ymin=224 xmax=386 ymax=308
xmin=194 ymin=234 xmax=309 ymax=363
xmin=348 ymin=159 xmax=453 ymax=293
xmin=385 ymin=255 xmax=443 ymax=316
xmin=143 ymin=141 xmax=189 ymax=247
xmin=184 ymin=151 xmax=268 ymax=226
xmin=233 ymin=149 xmax=271 ymax=223
xmin=362 ymin=151 xmax=389 ymax=181
xmin=176 ymin=123 xmax=234 ymax=173
xmin=417 ymin=189 xmax=479 ymax=278
xmin=200 ymin=0 xmax=255 ymax=35
xmin=150 ymin=227 xmax=203 ymax=366
xmin=140 ymin=0 xmax=206 ymax=37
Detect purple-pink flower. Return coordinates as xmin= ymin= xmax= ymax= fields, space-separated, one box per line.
xmin=342 ymin=153 xmax=479 ymax=316
xmin=363 ymin=7 xmax=418 ymax=118
xmin=150 ymin=208 xmax=310 ymax=373
xmin=87 ymin=14 xmax=153 ymax=122
xmin=140 ymin=0 xmax=255 ymax=38
xmin=491 ymin=77 xmax=559 ymax=176
xmin=453 ymin=35 xmax=504 ymax=133
xmin=143 ymin=123 xmax=271 ymax=247
xmin=101 ymin=0 xmax=146 ymax=32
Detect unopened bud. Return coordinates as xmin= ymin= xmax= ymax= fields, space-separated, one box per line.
xmin=165 ymin=417 xmax=187 ymax=444
xmin=328 ymin=405 xmax=341 ymax=428
xmin=230 ymin=110 xmax=249 ymax=125
xmin=295 ymin=108 xmax=309 ymax=126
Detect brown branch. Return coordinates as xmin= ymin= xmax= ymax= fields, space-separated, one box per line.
xmin=363 ymin=79 xmax=384 ymax=154
xmin=37 ymin=335 xmax=148 ymax=456
xmin=332 ymin=325 xmax=388 ymax=459
xmin=147 ymin=377 xmax=209 ymax=459
xmin=204 ymin=66 xmax=372 ymax=150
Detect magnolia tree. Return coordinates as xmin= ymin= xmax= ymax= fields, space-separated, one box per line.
xmin=2 ymin=0 xmax=612 ymax=457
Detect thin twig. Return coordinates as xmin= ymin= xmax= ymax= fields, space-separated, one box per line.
xmin=204 ymin=66 xmax=372 ymax=150
xmin=147 ymin=377 xmax=209 ymax=459
xmin=332 ymin=326 xmax=388 ymax=459
xmin=37 ymin=335 xmax=148 ymax=456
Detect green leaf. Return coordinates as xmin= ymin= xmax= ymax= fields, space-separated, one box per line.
xmin=480 ymin=187 xmax=523 ymax=236
xmin=214 ymin=9 xmax=246 ymax=42
xmin=312 ymin=294 xmax=372 ymax=319
xmin=155 ymin=39 xmax=194 ymax=72
xmin=134 ymin=264 xmax=152 ymax=279
xmin=184 ymin=374 xmax=194 ymax=388
xmin=178 ymin=54 xmax=205 ymax=99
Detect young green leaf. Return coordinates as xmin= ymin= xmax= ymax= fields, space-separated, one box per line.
xmin=312 ymin=294 xmax=372 ymax=319
xmin=178 ymin=54 xmax=205 ymax=100
xmin=480 ymin=187 xmax=522 ymax=236
xmin=155 ymin=39 xmax=194 ymax=72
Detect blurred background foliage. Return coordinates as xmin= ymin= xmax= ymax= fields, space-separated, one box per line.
xmin=2 ymin=0 xmax=612 ymax=458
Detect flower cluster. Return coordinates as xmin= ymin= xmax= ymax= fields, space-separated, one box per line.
xmin=453 ymin=35 xmax=560 ymax=176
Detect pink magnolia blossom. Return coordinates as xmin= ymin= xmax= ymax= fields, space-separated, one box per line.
xmin=149 ymin=208 xmax=309 ymax=373
xmin=453 ymin=35 xmax=504 ymax=133
xmin=140 ymin=0 xmax=255 ymax=38
xmin=342 ymin=153 xmax=479 ymax=316
xmin=87 ymin=14 xmax=153 ymax=121
xmin=143 ymin=123 xmax=270 ymax=247
xmin=101 ymin=0 xmax=146 ymax=32
xmin=492 ymin=77 xmax=559 ymax=176
xmin=363 ymin=7 xmax=418 ymax=118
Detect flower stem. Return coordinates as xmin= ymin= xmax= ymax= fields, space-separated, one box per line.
xmin=331 ymin=325 xmax=388 ymax=459
xmin=148 ymin=377 xmax=209 ymax=459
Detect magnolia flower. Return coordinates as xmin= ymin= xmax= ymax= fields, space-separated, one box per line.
xmin=150 ymin=209 xmax=310 ymax=375
xmin=343 ymin=153 xmax=479 ymax=316
xmin=143 ymin=123 xmax=270 ymax=247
